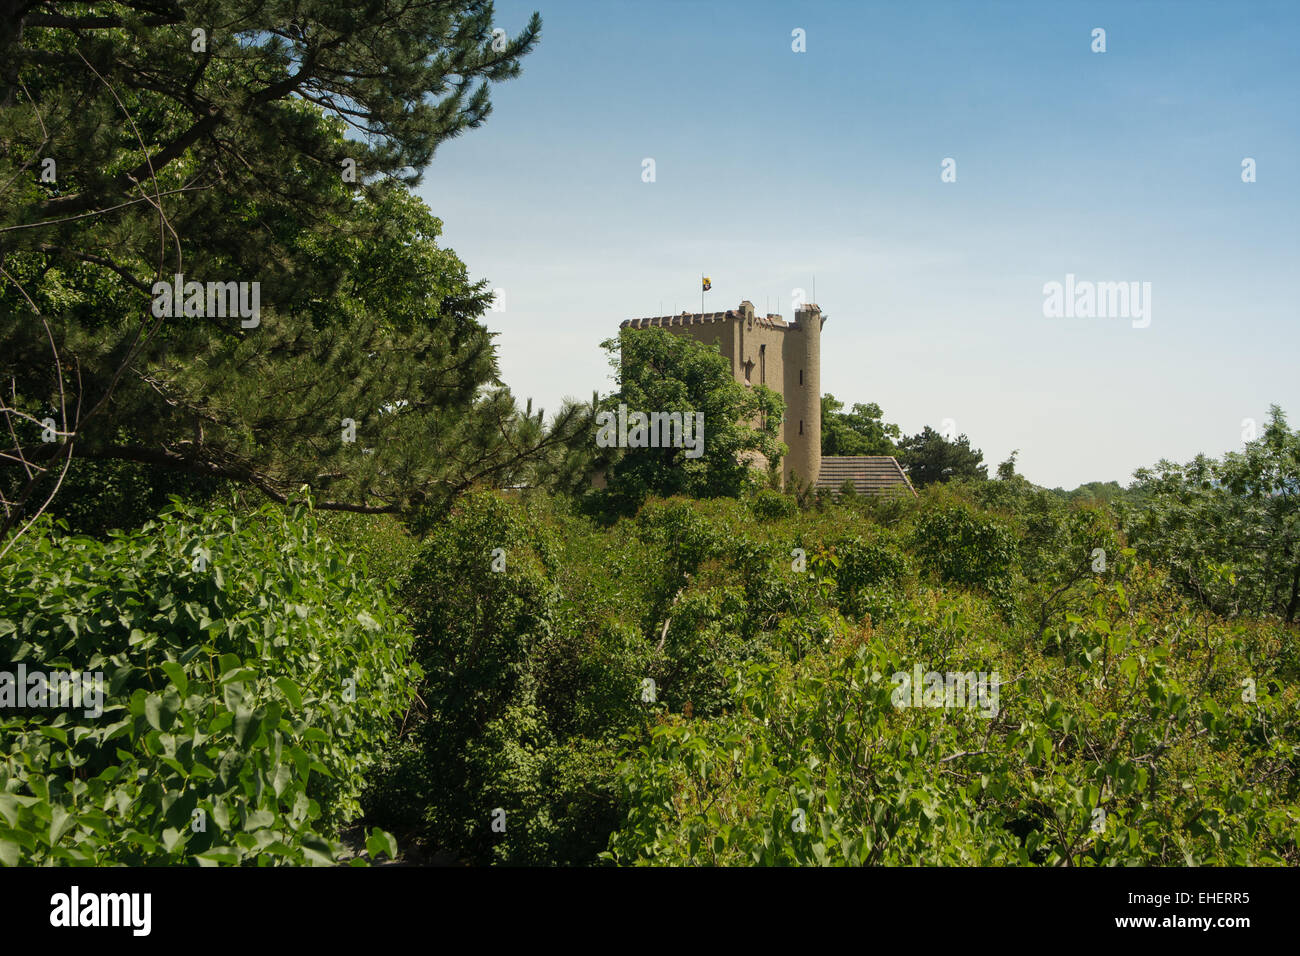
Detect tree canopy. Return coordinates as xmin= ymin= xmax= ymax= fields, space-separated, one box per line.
xmin=1123 ymin=404 xmax=1300 ymax=622
xmin=593 ymin=327 xmax=785 ymax=513
xmin=1 ymin=1 xmax=574 ymax=541
xmin=820 ymin=393 xmax=901 ymax=457
xmin=898 ymin=425 xmax=987 ymax=487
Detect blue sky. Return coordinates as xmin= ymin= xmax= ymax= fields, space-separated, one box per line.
xmin=415 ymin=0 xmax=1299 ymax=489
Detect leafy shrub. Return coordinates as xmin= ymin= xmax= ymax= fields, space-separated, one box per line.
xmin=910 ymin=505 xmax=1016 ymax=594
xmin=751 ymin=488 xmax=797 ymax=520
xmin=366 ymin=490 xmax=576 ymax=863
xmin=21 ymin=456 xmax=230 ymax=538
xmin=832 ymin=533 xmax=910 ymax=620
xmin=0 ymin=502 xmax=415 ymax=865
xmin=605 ymin=569 xmax=1300 ymax=866
xmin=633 ymin=497 xmax=723 ymax=582
xmin=1121 ymin=406 xmax=1300 ymax=622
xmin=316 ymin=510 xmax=421 ymax=591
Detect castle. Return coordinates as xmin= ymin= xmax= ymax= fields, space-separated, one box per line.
xmin=620 ymin=299 xmax=822 ymax=486
xmin=620 ymin=299 xmax=914 ymax=496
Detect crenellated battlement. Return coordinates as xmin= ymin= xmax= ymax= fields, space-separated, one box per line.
xmin=621 ymin=300 xmax=821 ymax=332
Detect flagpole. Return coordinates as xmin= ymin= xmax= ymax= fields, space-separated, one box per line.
xmin=701 ymin=274 xmax=704 ymax=315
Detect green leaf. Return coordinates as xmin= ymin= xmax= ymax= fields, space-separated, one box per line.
xmin=271 ymin=762 xmax=293 ymax=798
xmin=365 ymin=828 xmax=398 ymax=861
xmin=38 ymin=725 xmax=68 ymax=745
xmin=274 ymin=677 xmax=302 ymax=710
xmin=0 ymin=838 xmax=21 ymax=867
xmin=143 ymin=691 xmax=181 ymax=731
xmin=195 ymin=846 xmax=241 ymax=866
xmin=300 ymin=834 xmax=339 ymax=866
xmin=160 ymin=661 xmax=189 ymax=696
xmin=244 ymin=809 xmax=276 ymax=831
xmin=232 ymin=707 xmax=260 ymax=747
xmin=161 ymin=827 xmax=185 ymax=853
xmin=49 ymin=807 xmax=75 ymax=845
xmin=0 ymin=795 xmax=20 ymax=829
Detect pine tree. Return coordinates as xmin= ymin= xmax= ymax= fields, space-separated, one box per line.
xmin=898 ymin=426 xmax=987 ymax=487
xmin=0 ymin=1 xmax=577 ymax=537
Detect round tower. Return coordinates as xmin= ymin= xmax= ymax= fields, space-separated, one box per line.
xmin=784 ymin=303 xmax=823 ymax=490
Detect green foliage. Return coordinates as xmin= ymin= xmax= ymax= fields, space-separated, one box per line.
xmin=996 ymin=450 xmax=1020 ymax=481
xmin=821 ymin=394 xmax=900 ymax=456
xmin=899 ymin=426 xmax=988 ymax=487
xmin=751 ymin=488 xmax=797 ymax=520
xmin=366 ymin=489 xmax=636 ymax=865
xmin=0 ymin=501 xmax=415 ymax=865
xmin=315 ymin=510 xmax=421 ymax=595
xmin=831 ymin=533 xmax=910 ymax=622
xmin=1123 ymin=406 xmax=1300 ymax=622
xmin=605 ymin=559 xmax=1300 ymax=866
xmin=35 ymin=456 xmax=232 ymax=538
xmin=9 ymin=409 xmax=1293 ymax=868
xmin=910 ymin=503 xmax=1016 ymax=594
xmin=584 ymin=456 xmax=1297 ymax=867
xmin=591 ymin=328 xmax=786 ymax=516
xmin=1051 ymin=480 xmax=1132 ymax=507
xmin=521 ymin=395 xmax=603 ymax=499
xmin=370 ymin=490 xmax=554 ymax=860
xmin=2 ymin=2 xmax=563 ymax=524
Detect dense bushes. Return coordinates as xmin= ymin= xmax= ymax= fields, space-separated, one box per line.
xmin=364 ymin=490 xmax=632 ymax=865
xmin=606 ymin=561 xmax=1300 ymax=865
xmin=20 ymin=457 xmax=232 ymax=538
xmin=8 ymin=455 xmax=1297 ymax=867
xmin=831 ymin=532 xmax=910 ymax=622
xmin=315 ymin=510 xmax=421 ymax=592
xmin=751 ymin=488 xmax=797 ymax=520
xmin=910 ymin=503 xmax=1016 ymax=593
xmin=361 ymin=477 xmax=1298 ymax=866
xmin=1115 ymin=408 xmax=1298 ymax=621
xmin=0 ymin=502 xmax=415 ymax=865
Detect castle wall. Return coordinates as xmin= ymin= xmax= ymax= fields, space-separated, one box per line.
xmin=733 ymin=305 xmax=786 ymax=480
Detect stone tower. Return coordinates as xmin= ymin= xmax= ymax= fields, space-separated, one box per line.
xmin=783 ymin=302 xmax=824 ymax=490
xmin=619 ymin=299 xmax=826 ymax=488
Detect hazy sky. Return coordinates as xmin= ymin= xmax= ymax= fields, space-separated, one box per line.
xmin=415 ymin=0 xmax=1299 ymax=489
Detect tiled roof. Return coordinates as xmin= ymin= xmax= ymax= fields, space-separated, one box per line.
xmin=816 ymin=456 xmax=917 ymax=497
